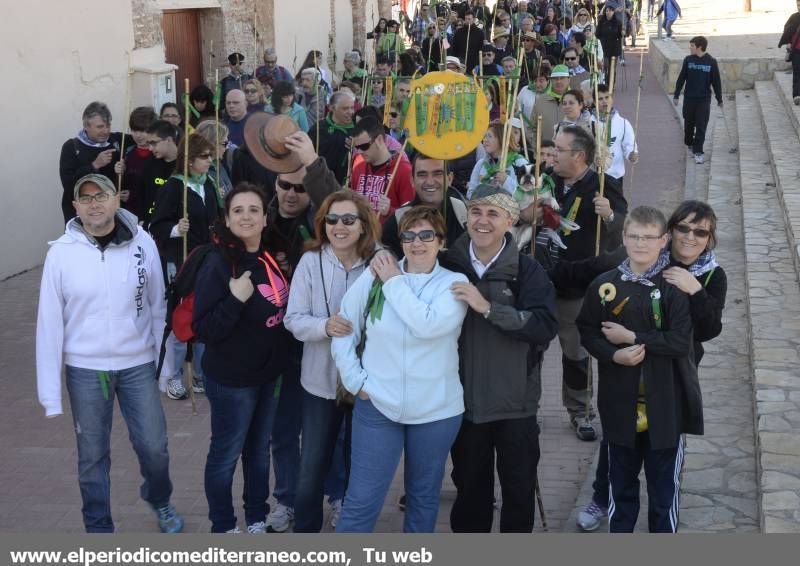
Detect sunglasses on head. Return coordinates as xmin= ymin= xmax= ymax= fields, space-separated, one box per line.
xmin=674 ymin=224 xmax=710 ymax=239
xmin=354 ymin=139 xmax=374 ymax=152
xmin=325 ymin=213 xmax=360 ymax=226
xmin=277 ymin=179 xmax=307 ymax=193
xmin=399 ymin=229 xmax=439 ymax=243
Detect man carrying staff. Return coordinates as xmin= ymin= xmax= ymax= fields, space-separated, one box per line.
xmin=310 ymin=90 xmax=356 ymax=185
xmin=59 ymin=102 xmax=123 ymax=224
xmin=546 ymin=125 xmax=628 ymax=440
xmin=451 ymin=10 xmax=485 ymax=75
xmin=36 ymin=174 xmax=183 ymax=533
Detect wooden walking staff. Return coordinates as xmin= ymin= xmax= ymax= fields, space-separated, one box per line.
xmin=313 ymin=51 xmax=321 ymax=154
xmin=181 ymin=77 xmax=197 ymax=415
xmin=214 ymin=68 xmax=222 ymax=200
xmin=117 ymin=52 xmax=133 ymax=193
xmin=628 ymin=51 xmax=645 ymax=196
xmin=381 ymin=138 xmax=409 ymax=199
xmin=497 ymin=43 xmax=525 ymax=171
xmin=531 ymin=114 xmax=542 ymax=252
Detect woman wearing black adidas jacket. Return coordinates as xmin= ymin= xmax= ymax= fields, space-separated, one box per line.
xmin=567 ymin=199 xmax=727 ymax=531
xmin=192 ymin=183 xmax=292 ymax=534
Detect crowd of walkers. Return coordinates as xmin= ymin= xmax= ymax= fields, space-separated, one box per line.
xmin=39 ymin=0 xmax=765 ymax=535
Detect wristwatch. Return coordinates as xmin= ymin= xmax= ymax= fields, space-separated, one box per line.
xmin=604 ymin=211 xmax=615 ymax=224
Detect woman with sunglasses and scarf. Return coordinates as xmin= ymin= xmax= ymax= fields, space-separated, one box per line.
xmin=572 ymin=199 xmax=727 ymax=531
xmin=193 ymin=183 xmax=292 ymax=533
xmin=332 ymin=206 xmax=468 ymax=532
xmin=285 ymin=192 xmax=381 ymax=532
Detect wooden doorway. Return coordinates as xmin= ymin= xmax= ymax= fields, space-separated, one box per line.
xmin=163 ymin=10 xmax=203 ymax=101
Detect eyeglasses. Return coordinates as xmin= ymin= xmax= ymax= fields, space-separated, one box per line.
xmin=162 ymin=113 xmax=180 ymax=119
xmin=325 ymin=213 xmax=360 ymax=226
xmin=553 ymin=147 xmax=580 ymax=154
xmin=399 ymin=229 xmax=440 ymax=243
xmin=196 ymin=152 xmax=213 ymax=160
xmin=244 ymin=88 xmax=258 ymax=94
xmin=354 ymin=139 xmax=374 ymax=152
xmin=674 ymin=224 xmax=711 ymax=239
xmin=77 ymin=192 xmax=113 ymax=205
xmin=264 ymin=60 xmax=277 ymax=64
xmin=145 ymin=139 xmax=164 ymax=147
xmin=277 ymin=179 xmax=307 ymax=193
xmin=624 ymin=233 xmax=664 ymax=244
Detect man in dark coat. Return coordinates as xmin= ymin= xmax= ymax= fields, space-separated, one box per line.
xmin=59 ymin=102 xmax=123 ymax=224
xmin=450 ymin=11 xmax=485 ymax=74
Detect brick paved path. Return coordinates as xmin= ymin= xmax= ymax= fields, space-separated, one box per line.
xmin=0 ymin=47 xmax=687 ymax=534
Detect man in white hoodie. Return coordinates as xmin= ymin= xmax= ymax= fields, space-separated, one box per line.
xmin=36 ymin=173 xmax=183 ymax=534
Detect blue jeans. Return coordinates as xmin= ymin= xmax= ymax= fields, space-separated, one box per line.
xmin=324 ymin=421 xmax=348 ymax=502
xmin=169 ymin=336 xmax=204 ymax=382
xmin=269 ymin=361 xmax=302 ymax=508
xmin=336 ymin=398 xmax=462 ymax=533
xmin=66 ymin=362 xmax=172 ymax=533
xmin=204 ymin=375 xmax=278 ymax=532
xmin=293 ymin=389 xmax=351 ymax=532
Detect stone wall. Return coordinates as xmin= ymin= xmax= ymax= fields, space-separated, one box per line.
xmin=649 ymin=37 xmax=791 ymax=94
xmin=132 ymin=0 xmax=164 ymax=49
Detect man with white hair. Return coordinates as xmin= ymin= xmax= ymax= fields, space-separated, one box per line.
xmin=298 ymin=68 xmax=326 ymax=127
xmin=255 ymin=47 xmax=293 ymax=89
xmin=342 ymin=51 xmax=367 ymax=82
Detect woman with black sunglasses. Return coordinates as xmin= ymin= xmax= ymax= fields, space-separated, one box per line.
xmin=192 ymin=183 xmax=292 ymax=533
xmin=574 ymin=199 xmax=727 ymax=532
xmin=331 ymin=206 xmax=469 ymax=532
xmin=285 ymin=191 xmax=380 ymax=532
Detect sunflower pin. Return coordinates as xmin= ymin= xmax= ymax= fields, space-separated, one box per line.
xmin=599 ymin=282 xmax=617 ymax=306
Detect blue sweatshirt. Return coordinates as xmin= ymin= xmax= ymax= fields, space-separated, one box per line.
xmin=193 ymin=247 xmax=291 ymax=387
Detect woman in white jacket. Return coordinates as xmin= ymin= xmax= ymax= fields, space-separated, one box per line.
xmin=284 ymin=191 xmax=381 ymax=532
xmin=332 ymin=206 xmax=468 ymax=533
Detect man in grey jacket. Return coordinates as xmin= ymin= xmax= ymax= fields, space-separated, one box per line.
xmin=442 ymin=184 xmax=558 ymax=532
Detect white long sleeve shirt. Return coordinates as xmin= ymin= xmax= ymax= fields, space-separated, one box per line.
xmin=36 ymin=209 xmax=171 ymax=417
xmin=592 ymin=109 xmax=638 ymax=180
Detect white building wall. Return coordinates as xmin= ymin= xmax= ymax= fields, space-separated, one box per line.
xmin=0 ymin=1 xmax=138 ymax=279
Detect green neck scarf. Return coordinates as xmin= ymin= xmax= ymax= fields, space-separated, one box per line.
xmin=326 ymin=114 xmax=354 ymax=135
xmin=481 ymin=151 xmax=522 ymax=183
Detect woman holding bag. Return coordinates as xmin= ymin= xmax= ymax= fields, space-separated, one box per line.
xmin=284 ymin=192 xmax=381 ymax=532
xmin=332 ymin=206 xmax=469 ymax=533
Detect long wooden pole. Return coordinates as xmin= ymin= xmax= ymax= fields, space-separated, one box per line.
xmin=314 ymin=52 xmax=321 ymax=154
xmin=628 ymin=51 xmax=645 ymax=196
xmin=117 ymin=52 xmax=133 ymax=193
xmin=498 ymin=43 xmax=525 ymax=170
xmin=182 ymin=77 xmax=190 ymax=265
xmin=181 ymin=76 xmax=197 ymax=414
xmin=531 ymin=114 xmax=542 ymax=253
xmin=215 ymin=68 xmax=221 ymax=199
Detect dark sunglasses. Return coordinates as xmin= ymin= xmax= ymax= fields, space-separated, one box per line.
xmin=325 ymin=213 xmax=360 ymax=226
xmin=564 ymin=56 xmax=578 ymax=61
xmin=277 ymin=179 xmax=307 ymax=193
xmin=244 ymin=88 xmax=259 ymax=94
xmin=389 ymin=112 xmax=399 ymax=118
xmin=354 ymin=139 xmax=374 ymax=152
xmin=674 ymin=224 xmax=710 ymax=239
xmin=399 ymin=229 xmax=439 ymax=243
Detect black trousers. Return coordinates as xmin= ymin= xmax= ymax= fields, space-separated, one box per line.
xmin=608 ymin=434 xmax=685 ymax=533
xmin=450 ymin=414 xmax=540 ymax=533
xmin=682 ymin=98 xmax=711 ymax=155
xmin=792 ymin=50 xmax=800 ymax=98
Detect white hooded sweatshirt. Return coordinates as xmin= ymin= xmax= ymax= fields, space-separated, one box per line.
xmin=36 ymin=209 xmax=171 ymax=417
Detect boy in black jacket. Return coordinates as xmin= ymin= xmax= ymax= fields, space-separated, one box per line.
xmin=576 ymin=206 xmax=701 ymax=533
xmin=673 ymin=36 xmax=723 ymax=165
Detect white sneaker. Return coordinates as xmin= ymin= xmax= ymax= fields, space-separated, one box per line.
xmin=694 ymin=153 xmax=705 ymax=164
xmin=225 ymin=526 xmax=242 ymax=533
xmin=329 ymin=499 xmax=343 ymax=528
xmin=266 ymin=504 xmax=294 ymax=532
xmin=246 ymin=521 xmax=266 ymax=534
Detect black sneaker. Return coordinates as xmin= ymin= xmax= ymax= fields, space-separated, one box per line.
xmin=397 ymin=494 xmax=406 ymax=511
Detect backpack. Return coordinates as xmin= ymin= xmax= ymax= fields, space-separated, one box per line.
xmin=155 ymin=244 xmax=216 ymax=378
